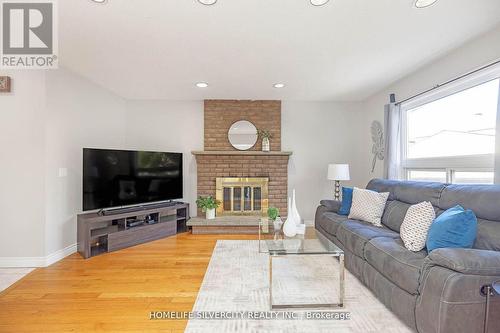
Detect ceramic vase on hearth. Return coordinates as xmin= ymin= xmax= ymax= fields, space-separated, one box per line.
xmin=283 ymin=197 xmax=297 ymax=237
xmin=262 ymin=137 xmax=270 ymax=152
xmin=206 ymin=208 xmax=216 ymax=220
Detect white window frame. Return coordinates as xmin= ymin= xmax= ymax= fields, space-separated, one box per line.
xmin=400 ymin=63 xmax=500 ymax=183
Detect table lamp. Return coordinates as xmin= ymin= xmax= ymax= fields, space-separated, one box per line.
xmin=328 ymin=164 xmax=350 ymax=200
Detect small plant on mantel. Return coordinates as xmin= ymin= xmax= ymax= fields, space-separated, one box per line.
xmin=257 ymin=129 xmax=272 ymax=152
xmin=196 ymin=196 xmax=221 ymax=220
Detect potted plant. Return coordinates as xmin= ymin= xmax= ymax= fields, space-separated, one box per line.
xmin=267 ymin=207 xmax=282 ymax=231
xmin=196 ymin=196 xmax=221 ymax=220
xmin=257 ymin=129 xmax=272 ymax=152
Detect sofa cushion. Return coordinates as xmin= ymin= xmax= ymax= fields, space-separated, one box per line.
xmin=400 ymin=201 xmax=436 ymax=252
xmin=475 ymin=218 xmax=500 ymax=251
xmin=439 ymin=184 xmax=500 ymax=251
xmin=382 ymin=200 xmax=411 ymax=232
xmin=336 ymin=220 xmax=399 ymax=258
xmin=423 ymin=248 xmax=500 ymax=276
xmin=319 ymin=200 xmax=341 ymax=213
xmin=366 ymin=178 xmax=446 ymax=207
xmin=338 ymin=187 xmax=353 ymax=215
xmin=438 ymin=184 xmax=500 ymax=222
xmin=348 ymin=188 xmax=389 ymax=226
xmin=427 ymin=205 xmax=478 ymax=252
xmin=316 ymin=212 xmax=348 ymax=236
xmin=364 ymin=237 xmax=427 ymax=295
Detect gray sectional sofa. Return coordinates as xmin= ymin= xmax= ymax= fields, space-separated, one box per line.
xmin=315 ymin=179 xmax=500 ymax=333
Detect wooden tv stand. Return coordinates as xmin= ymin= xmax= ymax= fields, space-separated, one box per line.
xmin=77 ymin=202 xmax=189 ymax=259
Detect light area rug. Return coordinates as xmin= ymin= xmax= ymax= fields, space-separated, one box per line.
xmin=185 ymin=240 xmax=412 ymax=333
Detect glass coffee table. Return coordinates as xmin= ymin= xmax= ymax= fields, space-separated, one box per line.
xmin=259 ymin=219 xmax=345 ymax=310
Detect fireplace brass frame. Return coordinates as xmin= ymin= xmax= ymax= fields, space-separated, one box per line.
xmin=216 ymin=177 xmax=269 ymax=216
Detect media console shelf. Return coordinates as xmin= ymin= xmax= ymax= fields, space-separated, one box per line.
xmin=77 ymin=202 xmax=189 ymax=259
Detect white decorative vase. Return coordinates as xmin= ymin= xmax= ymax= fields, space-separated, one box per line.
xmin=206 ymin=208 xmax=216 ymax=220
xmin=262 ymin=137 xmax=270 ymax=152
xmin=283 ymin=197 xmax=297 ymax=237
xmin=291 ymin=189 xmax=302 ymax=226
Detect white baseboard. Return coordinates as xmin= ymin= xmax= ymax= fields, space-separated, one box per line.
xmin=0 ymin=243 xmax=77 ymax=268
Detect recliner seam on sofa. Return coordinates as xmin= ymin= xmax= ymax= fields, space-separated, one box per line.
xmin=438 ymin=271 xmax=459 ymax=333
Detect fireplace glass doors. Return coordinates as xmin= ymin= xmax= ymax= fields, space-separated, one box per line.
xmin=216 ymin=177 xmax=268 ymax=216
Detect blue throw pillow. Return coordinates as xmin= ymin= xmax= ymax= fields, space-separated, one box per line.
xmin=338 ymin=187 xmax=353 ymax=216
xmin=426 ymin=205 xmax=477 ymax=252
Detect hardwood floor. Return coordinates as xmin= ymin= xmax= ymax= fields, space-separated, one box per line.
xmin=0 ymin=232 xmax=255 ymax=333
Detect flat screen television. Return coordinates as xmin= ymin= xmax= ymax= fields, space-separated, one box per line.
xmin=83 ymin=148 xmax=183 ymax=211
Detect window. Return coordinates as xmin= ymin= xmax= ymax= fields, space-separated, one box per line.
xmin=407 ymin=170 xmax=447 ymax=183
xmin=402 ymin=67 xmax=500 ymax=184
xmin=453 ymin=171 xmax=494 ymax=184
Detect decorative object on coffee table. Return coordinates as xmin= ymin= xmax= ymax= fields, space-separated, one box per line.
xmin=0 ymin=76 xmax=11 ymax=92
xmin=228 ymin=120 xmax=258 ymax=150
xmin=257 ymin=129 xmax=272 ymax=152
xmin=283 ymin=197 xmax=297 ymax=237
xmin=291 ymin=189 xmax=305 ymax=234
xmin=327 ymin=164 xmax=350 ymax=200
xmin=370 ymin=120 xmax=384 ymax=172
xmin=196 ymin=196 xmax=221 ymax=220
xmin=267 ymin=207 xmax=282 ymax=231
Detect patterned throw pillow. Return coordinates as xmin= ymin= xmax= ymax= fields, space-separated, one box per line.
xmin=400 ymin=201 xmax=436 ymax=252
xmin=348 ymin=188 xmax=390 ymax=227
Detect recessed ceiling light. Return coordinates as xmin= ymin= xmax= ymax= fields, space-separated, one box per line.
xmin=198 ymin=0 xmax=217 ymax=5
xmin=273 ymin=83 xmax=285 ymax=88
xmin=196 ymin=82 xmax=209 ymax=88
xmin=413 ymin=0 xmax=438 ymax=8
xmin=90 ymin=0 xmax=107 ymax=4
xmin=310 ymin=0 xmax=330 ymax=6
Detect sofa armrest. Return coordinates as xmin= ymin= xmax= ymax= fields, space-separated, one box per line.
xmin=425 ymin=248 xmax=500 ymax=276
xmin=416 ymin=250 xmax=500 ymax=333
xmin=319 ymin=200 xmax=341 ymax=213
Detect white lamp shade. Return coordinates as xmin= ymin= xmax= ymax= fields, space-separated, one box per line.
xmin=328 ymin=164 xmax=350 ymax=181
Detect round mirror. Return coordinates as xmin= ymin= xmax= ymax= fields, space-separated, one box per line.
xmin=228 ymin=120 xmax=258 ymax=150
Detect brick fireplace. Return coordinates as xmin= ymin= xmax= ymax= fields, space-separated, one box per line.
xmin=192 ymin=100 xmax=292 ymax=217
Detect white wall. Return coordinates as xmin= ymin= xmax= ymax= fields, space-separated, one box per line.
xmin=357 ymin=24 xmax=500 ymax=187
xmin=282 ymin=101 xmax=363 ymax=221
xmin=44 ymin=68 xmax=127 ymax=255
xmin=124 ymin=101 xmax=204 ymax=216
xmin=0 ymin=71 xmax=46 ymax=258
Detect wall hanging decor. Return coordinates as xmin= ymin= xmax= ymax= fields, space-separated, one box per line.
xmin=0 ymin=76 xmax=11 ymax=93
xmin=371 ymin=120 xmax=385 ymax=172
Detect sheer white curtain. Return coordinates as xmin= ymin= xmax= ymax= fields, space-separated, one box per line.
xmin=495 ymin=81 xmax=500 ymax=184
xmin=383 ymin=103 xmax=403 ymax=180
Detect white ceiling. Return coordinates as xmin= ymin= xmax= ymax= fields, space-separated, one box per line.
xmin=59 ymin=0 xmax=500 ymax=101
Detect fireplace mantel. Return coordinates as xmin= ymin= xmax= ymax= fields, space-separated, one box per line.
xmin=192 ymin=151 xmax=292 ymax=156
